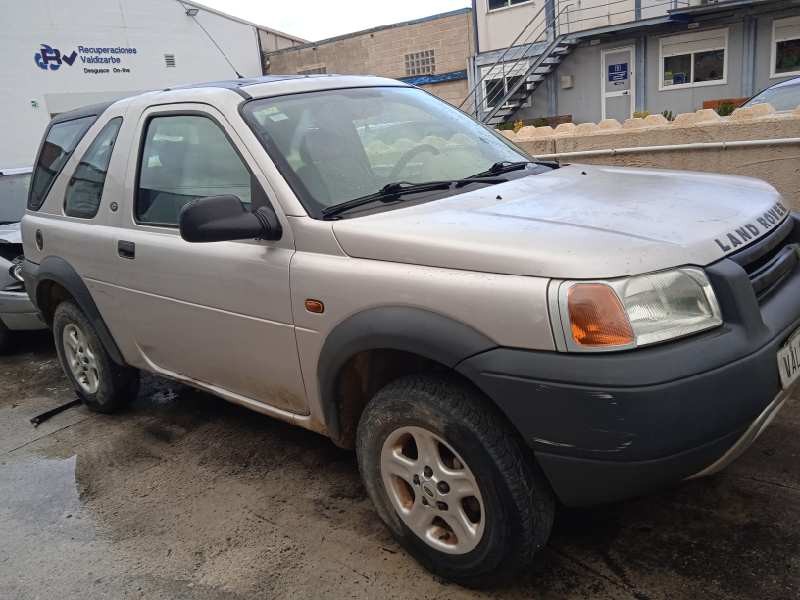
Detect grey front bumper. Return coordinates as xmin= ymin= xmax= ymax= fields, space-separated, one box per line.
xmin=0 ymin=291 xmax=46 ymax=331
xmin=688 ymin=386 xmax=792 ymax=479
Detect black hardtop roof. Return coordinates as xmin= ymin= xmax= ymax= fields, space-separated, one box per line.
xmin=52 ymin=74 xmax=385 ymax=123
xmin=51 ymin=101 xmax=116 ymax=125
xmin=168 ymin=74 xmax=309 ymax=90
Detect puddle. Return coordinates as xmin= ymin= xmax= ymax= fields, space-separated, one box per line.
xmin=1 ymin=454 xmax=79 ymax=517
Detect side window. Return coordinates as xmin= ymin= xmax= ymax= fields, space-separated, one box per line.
xmin=64 ymin=118 xmax=123 ymax=219
xmin=136 ymin=115 xmax=251 ymax=226
xmin=28 ymin=116 xmax=96 ymax=211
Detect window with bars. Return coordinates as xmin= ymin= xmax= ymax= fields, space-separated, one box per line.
xmin=480 ymin=62 xmax=532 ymax=110
xmin=404 ymin=50 xmax=435 ymax=76
xmin=298 ymin=66 xmax=327 ymax=75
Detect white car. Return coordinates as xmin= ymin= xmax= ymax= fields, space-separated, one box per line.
xmin=0 ymin=167 xmax=46 ymax=351
xmin=742 ymin=75 xmax=800 ymax=112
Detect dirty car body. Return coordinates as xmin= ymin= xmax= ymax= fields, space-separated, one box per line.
xmin=0 ymin=168 xmax=45 ymax=341
xmin=20 ymin=75 xmax=800 ymax=583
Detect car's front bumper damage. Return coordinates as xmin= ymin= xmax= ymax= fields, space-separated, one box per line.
xmin=458 ymin=215 xmax=800 ymax=507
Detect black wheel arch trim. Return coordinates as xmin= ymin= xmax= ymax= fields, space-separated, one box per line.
xmin=25 ymin=256 xmax=126 ymax=365
xmin=317 ymin=306 xmax=497 ymax=442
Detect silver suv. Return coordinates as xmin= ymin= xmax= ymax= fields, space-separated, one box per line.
xmin=21 ymin=76 xmax=800 ymax=586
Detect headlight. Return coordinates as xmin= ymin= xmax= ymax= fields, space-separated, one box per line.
xmin=558 ymin=267 xmax=722 ymax=351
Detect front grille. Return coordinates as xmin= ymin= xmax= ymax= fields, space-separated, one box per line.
xmin=729 ymin=217 xmax=798 ymax=301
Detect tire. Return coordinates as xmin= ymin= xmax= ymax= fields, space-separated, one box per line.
xmin=356 ymin=374 xmax=555 ymax=587
xmin=0 ymin=319 xmax=11 ymax=354
xmin=53 ymin=301 xmax=139 ymax=413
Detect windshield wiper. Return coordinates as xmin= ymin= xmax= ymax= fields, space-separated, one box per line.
xmin=321 ymin=177 xmax=506 ymax=219
xmin=466 ymin=161 xmax=533 ymax=179
xmin=466 ymin=160 xmax=560 ymax=179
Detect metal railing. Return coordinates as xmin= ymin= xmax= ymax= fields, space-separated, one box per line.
xmin=558 ymin=0 xmax=691 ymax=33
xmin=459 ymin=3 xmax=573 ymax=118
xmin=462 ymin=0 xmax=693 ymax=122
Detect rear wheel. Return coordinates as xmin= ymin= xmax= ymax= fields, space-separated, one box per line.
xmin=356 ymin=374 xmax=555 ymax=587
xmin=53 ymin=301 xmax=139 ymax=413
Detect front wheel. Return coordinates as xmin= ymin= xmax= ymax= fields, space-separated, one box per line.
xmin=356 ymin=374 xmax=555 ymax=587
xmin=53 ymin=301 xmax=139 ymax=413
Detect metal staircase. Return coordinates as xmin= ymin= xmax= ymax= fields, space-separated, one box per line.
xmin=459 ymin=3 xmax=576 ymax=127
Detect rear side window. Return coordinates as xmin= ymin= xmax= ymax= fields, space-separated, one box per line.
xmin=64 ymin=118 xmax=123 ymax=219
xmin=136 ymin=115 xmax=252 ymax=226
xmin=28 ymin=116 xmax=96 ymax=211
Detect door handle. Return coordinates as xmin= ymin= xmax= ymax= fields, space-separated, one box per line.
xmin=118 ymin=240 xmax=136 ymax=259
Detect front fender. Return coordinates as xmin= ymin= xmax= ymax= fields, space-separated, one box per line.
xmin=317 ymin=306 xmax=496 ymax=441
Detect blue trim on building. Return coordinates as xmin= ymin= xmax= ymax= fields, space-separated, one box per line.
xmin=399 ymin=69 xmax=468 ymax=86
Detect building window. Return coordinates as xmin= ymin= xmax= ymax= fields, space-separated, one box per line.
xmin=164 ymin=54 xmax=176 ymax=68
xmin=772 ymin=16 xmax=800 ymax=78
xmin=480 ymin=62 xmax=531 ymax=110
xmin=659 ymin=28 xmax=727 ymax=90
xmin=487 ymin=0 xmax=532 ymax=12
xmin=405 ymin=50 xmax=436 ymax=76
xmin=298 ymin=66 xmax=327 ymax=75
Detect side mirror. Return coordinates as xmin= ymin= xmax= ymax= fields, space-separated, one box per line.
xmin=179 ymin=195 xmax=282 ymax=243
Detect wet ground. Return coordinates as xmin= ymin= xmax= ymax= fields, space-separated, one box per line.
xmin=1 ymin=333 xmax=798 ymax=599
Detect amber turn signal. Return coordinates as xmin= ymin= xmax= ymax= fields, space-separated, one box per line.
xmin=567 ymin=283 xmax=634 ymax=347
xmin=305 ymin=299 xmax=325 ymax=314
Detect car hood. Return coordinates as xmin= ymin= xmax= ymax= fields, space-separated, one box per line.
xmin=331 ymin=164 xmax=789 ymax=279
xmin=0 ymin=223 xmax=21 ymax=244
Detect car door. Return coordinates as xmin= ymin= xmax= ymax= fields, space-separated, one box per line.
xmin=104 ymin=103 xmax=307 ymax=414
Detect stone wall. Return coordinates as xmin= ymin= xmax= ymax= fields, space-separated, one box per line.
xmin=500 ymin=104 xmax=800 ymax=209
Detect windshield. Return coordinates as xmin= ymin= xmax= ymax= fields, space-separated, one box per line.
xmin=242 ymin=86 xmax=527 ymax=217
xmin=744 ymin=78 xmax=800 ymax=112
xmin=0 ymin=172 xmax=31 ymax=224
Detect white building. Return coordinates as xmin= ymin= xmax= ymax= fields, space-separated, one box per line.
xmin=0 ymin=0 xmax=304 ymax=168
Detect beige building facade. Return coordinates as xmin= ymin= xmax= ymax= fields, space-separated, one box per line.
xmin=264 ymin=8 xmax=475 ymax=106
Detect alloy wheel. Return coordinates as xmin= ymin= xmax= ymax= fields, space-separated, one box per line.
xmin=380 ymin=425 xmax=485 ymax=554
xmin=62 ymin=323 xmax=100 ymax=394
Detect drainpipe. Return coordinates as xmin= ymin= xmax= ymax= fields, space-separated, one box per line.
xmin=546 ymin=0 xmax=557 ymax=116
xmin=635 ymin=36 xmax=646 ymax=113
xmin=634 ymin=0 xmax=642 ymax=21
xmin=742 ymin=15 xmax=757 ymax=97
xmin=472 ymin=0 xmax=480 ymax=54
xmin=545 ymin=0 xmax=556 ymax=40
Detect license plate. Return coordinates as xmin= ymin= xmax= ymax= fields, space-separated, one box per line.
xmin=777 ymin=327 xmax=800 ymax=389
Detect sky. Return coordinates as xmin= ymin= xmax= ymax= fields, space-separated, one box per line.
xmin=198 ymin=0 xmax=471 ymax=42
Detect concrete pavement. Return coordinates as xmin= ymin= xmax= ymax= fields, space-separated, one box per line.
xmin=1 ymin=332 xmax=798 ymax=599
